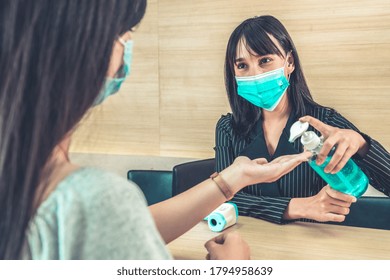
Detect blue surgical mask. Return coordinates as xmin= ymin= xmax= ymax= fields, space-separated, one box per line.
xmin=235 ymin=57 xmax=290 ymax=111
xmin=94 ymin=39 xmax=133 ymax=105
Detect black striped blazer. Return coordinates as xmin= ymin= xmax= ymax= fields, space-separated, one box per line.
xmin=214 ymin=106 xmax=390 ymax=224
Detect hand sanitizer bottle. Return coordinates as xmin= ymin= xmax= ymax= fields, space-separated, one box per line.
xmin=289 ymin=121 xmax=368 ymax=197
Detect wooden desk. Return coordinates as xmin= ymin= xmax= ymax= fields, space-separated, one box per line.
xmin=167 ymin=216 xmax=390 ymax=260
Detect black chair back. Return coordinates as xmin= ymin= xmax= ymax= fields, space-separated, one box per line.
xmin=326 ymin=196 xmax=390 ymax=230
xmin=172 ymin=158 xmax=215 ymax=196
xmin=127 ymin=170 xmax=172 ymax=205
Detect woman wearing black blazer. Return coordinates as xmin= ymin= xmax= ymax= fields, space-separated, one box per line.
xmin=215 ymin=15 xmax=390 ymax=224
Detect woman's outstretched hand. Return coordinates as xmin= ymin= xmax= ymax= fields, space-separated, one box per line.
xmin=221 ymin=151 xmax=312 ymax=194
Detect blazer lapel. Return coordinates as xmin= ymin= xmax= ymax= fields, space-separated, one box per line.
xmin=238 ymin=121 xmax=270 ymax=161
xmin=274 ymin=112 xmax=301 ymax=158
xmin=238 ymin=118 xmax=280 ymax=196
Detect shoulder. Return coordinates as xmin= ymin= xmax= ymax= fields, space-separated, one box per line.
xmin=24 ymin=168 xmax=170 ymax=259
xmin=308 ymin=105 xmax=339 ymax=122
xmin=307 ymin=105 xmax=361 ymax=131
xmin=216 ymin=113 xmax=238 ymax=142
xmin=29 ymin=167 xmax=147 ymax=235
xmin=216 ymin=113 xmax=234 ymax=133
xmin=52 ymin=167 xmax=146 ymax=211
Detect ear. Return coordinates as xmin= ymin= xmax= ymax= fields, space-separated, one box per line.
xmin=287 ymin=52 xmax=295 ymax=75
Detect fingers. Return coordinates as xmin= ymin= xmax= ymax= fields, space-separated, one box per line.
xmin=273 ymin=152 xmax=311 ymax=173
xmin=271 ymin=151 xmax=311 ymax=164
xmin=204 ymin=233 xmax=226 ymax=252
xmin=256 ymin=152 xmax=311 ymax=182
xmin=212 ymin=233 xmax=227 ymax=245
xmin=320 ymin=130 xmax=360 ymax=173
xmin=307 ymin=186 xmax=354 ymax=222
xmin=322 ymin=142 xmax=348 ymax=173
xmin=331 ymin=148 xmax=355 ymax=173
xmin=253 ymin=152 xmax=311 ymax=167
xmin=302 ymin=150 xmax=313 ymax=159
xmin=330 ymin=198 xmax=353 ymax=209
xmin=315 ymin=127 xmax=350 ymax=166
xmin=327 ymin=203 xmax=351 ymax=215
xmin=326 ymin=146 xmax=355 ymax=174
xmin=204 ymin=242 xmax=217 ymax=260
xmin=299 ymin=115 xmax=331 ymax=136
xmin=293 ymin=151 xmax=312 ymax=162
xmin=204 ymin=239 xmax=217 ymax=253
xmin=325 ymin=185 xmax=357 ymax=203
xmin=246 ymin=152 xmax=311 ymax=185
xmin=316 ymin=137 xmax=337 ymax=165
xmin=254 ymin=151 xmax=311 ymax=165
xmin=324 ymin=213 xmax=347 ymax=223
xmin=204 ymin=232 xmax=250 ymax=260
xmin=324 ymin=200 xmax=351 ymax=222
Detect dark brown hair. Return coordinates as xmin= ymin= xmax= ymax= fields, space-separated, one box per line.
xmin=0 ymin=0 xmax=146 ymax=259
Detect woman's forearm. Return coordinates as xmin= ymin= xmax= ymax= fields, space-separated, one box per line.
xmin=149 ymin=177 xmax=228 ymax=244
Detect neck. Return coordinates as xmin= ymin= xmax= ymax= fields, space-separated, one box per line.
xmin=52 ymin=136 xmax=71 ymax=163
xmin=34 ymin=135 xmax=78 ymax=208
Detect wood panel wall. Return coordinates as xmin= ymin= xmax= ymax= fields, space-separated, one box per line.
xmin=71 ymin=0 xmax=390 ymax=158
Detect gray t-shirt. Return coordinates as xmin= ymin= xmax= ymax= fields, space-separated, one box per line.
xmin=21 ymin=167 xmax=172 ymax=259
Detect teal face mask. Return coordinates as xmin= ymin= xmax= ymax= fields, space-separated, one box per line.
xmin=94 ymin=39 xmax=133 ymax=105
xmin=235 ymin=60 xmax=290 ymax=111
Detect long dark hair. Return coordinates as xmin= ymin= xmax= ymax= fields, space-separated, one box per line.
xmin=0 ymin=0 xmax=146 ymax=259
xmin=224 ymin=15 xmax=320 ymax=137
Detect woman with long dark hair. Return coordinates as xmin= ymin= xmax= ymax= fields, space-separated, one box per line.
xmin=0 ymin=2 xmax=310 ymax=259
xmin=215 ymin=15 xmax=389 ymax=224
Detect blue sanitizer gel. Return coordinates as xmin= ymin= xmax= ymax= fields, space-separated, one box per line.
xmin=289 ymin=121 xmax=368 ymax=198
xmin=308 ymin=150 xmax=368 ymax=197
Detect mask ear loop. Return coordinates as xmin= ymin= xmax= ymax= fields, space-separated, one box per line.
xmin=117 ymin=36 xmax=127 ymax=46
xmin=112 ymin=36 xmax=132 ymax=78
xmin=285 ymin=50 xmax=293 ymax=81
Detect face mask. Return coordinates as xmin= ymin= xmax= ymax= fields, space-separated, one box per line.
xmin=235 ymin=56 xmax=290 ymax=111
xmin=94 ymin=39 xmax=133 ymax=105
